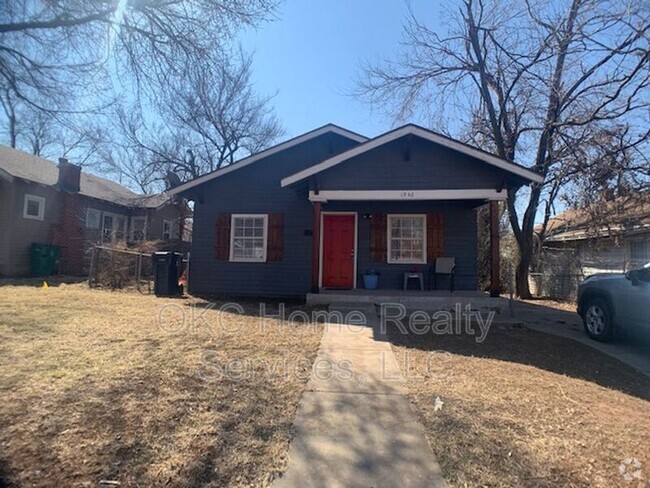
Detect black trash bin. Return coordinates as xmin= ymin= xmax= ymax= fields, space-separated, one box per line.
xmin=152 ymin=252 xmax=182 ymax=297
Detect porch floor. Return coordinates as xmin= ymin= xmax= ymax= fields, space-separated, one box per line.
xmin=318 ymin=288 xmax=487 ymax=297
xmin=307 ymin=288 xmax=506 ymax=312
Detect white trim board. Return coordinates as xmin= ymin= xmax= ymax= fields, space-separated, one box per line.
xmin=282 ymin=124 xmax=544 ymax=187
xmin=308 ymin=189 xmax=508 ymax=202
xmin=319 ymin=212 xmax=358 ymax=290
xmin=168 ymin=124 xmax=368 ymax=195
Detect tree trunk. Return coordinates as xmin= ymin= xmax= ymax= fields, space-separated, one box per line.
xmin=515 ymin=242 xmax=533 ymax=299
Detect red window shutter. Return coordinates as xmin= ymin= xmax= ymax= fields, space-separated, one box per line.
xmin=215 ymin=213 xmax=231 ymax=260
xmin=267 ymin=213 xmax=284 ymax=262
xmin=370 ymin=213 xmax=387 ymax=262
xmin=427 ymin=213 xmax=444 ymax=262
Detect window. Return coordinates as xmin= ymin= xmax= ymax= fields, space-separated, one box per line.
xmin=162 ymin=219 xmax=173 ymax=240
xmin=131 ymin=217 xmax=147 ymax=241
xmin=387 ymin=214 xmax=426 ymax=264
xmin=102 ymin=213 xmax=127 ymax=243
xmin=86 ymin=208 xmax=100 ymax=229
xmin=102 ymin=214 xmax=114 ymax=243
xmin=230 ymin=214 xmax=268 ymax=262
xmin=116 ymin=216 xmax=127 ymax=241
xmin=23 ymin=194 xmax=45 ymax=221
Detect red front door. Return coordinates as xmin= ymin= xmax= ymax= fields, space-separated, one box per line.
xmin=322 ymin=214 xmax=355 ymax=289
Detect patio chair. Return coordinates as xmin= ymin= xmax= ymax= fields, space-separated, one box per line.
xmin=429 ymin=257 xmax=456 ymax=292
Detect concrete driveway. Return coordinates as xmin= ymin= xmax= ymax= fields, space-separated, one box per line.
xmin=511 ymin=300 xmax=650 ymax=377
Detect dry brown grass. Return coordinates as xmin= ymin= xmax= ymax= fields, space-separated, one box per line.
xmin=0 ymin=283 xmax=323 ymax=487
xmin=388 ymin=321 xmax=650 ymax=488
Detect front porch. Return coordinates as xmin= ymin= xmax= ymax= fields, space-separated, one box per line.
xmin=308 ymin=198 xmax=503 ymax=296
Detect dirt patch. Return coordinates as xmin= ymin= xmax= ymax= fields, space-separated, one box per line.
xmin=0 ymin=284 xmax=323 ymax=487
xmin=388 ymin=319 xmax=650 ymax=487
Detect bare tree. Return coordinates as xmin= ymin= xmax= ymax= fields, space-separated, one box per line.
xmin=112 ymin=52 xmax=284 ymax=188
xmin=359 ymin=0 xmax=649 ymax=297
xmin=161 ymin=52 xmax=284 ymax=176
xmin=0 ymin=0 xmax=278 ymax=153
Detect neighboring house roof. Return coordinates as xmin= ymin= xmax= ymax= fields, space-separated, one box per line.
xmin=541 ymin=194 xmax=650 ymax=242
xmin=281 ymin=124 xmax=545 ymax=187
xmin=167 ymin=124 xmax=369 ymax=196
xmin=0 ymin=145 xmax=169 ymax=208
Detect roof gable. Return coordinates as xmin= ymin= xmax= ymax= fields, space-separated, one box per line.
xmin=281 ymin=124 xmax=544 ymax=187
xmin=168 ymin=124 xmax=368 ymax=195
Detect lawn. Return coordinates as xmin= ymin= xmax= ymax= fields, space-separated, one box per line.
xmin=388 ymin=319 xmax=650 ymax=487
xmin=0 ymin=283 xmax=323 ymax=487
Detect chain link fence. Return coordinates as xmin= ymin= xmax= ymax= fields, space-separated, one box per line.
xmin=88 ymin=246 xmax=154 ymax=293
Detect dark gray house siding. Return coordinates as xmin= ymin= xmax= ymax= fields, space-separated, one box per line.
xmin=187 ymin=133 xmax=361 ymax=296
xmin=314 ymin=137 xmax=507 ymax=191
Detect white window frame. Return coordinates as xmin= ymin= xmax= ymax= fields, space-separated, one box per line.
xmin=162 ymin=219 xmax=174 ymax=240
xmin=23 ymin=194 xmax=45 ymax=221
xmin=130 ymin=216 xmax=147 ymax=241
xmin=387 ymin=214 xmax=427 ymax=264
xmin=229 ymin=214 xmax=268 ymax=263
xmin=85 ymin=208 xmax=101 ymax=229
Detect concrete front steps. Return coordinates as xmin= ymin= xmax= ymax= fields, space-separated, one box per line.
xmin=307 ymin=290 xmax=513 ymax=316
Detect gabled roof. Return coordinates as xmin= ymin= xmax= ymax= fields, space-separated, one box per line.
xmin=281 ymin=124 xmax=544 ymax=187
xmin=0 ymin=145 xmax=169 ymax=208
xmin=168 ymin=124 xmax=368 ymax=195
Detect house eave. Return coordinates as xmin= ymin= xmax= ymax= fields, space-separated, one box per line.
xmin=167 ymin=124 xmax=369 ymax=196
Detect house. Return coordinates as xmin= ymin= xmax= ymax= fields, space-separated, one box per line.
xmin=168 ymin=124 xmax=543 ymax=297
xmin=530 ymin=194 xmax=650 ymax=299
xmin=0 ymin=145 xmax=187 ymax=277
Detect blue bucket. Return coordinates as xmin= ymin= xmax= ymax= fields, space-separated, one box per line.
xmin=363 ymin=273 xmax=379 ymax=290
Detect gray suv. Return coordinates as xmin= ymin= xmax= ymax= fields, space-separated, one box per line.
xmin=577 ymin=263 xmax=650 ymax=341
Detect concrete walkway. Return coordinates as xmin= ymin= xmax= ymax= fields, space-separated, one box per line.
xmin=274 ymin=305 xmax=445 ymax=488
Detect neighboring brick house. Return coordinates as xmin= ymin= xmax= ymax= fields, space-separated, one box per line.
xmin=0 ymin=145 xmax=188 ymax=277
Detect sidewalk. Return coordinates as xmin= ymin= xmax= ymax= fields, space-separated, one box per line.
xmin=273 ymin=305 xmax=445 ymax=488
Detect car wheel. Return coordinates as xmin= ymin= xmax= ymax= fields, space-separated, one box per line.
xmin=583 ymin=298 xmax=614 ymax=342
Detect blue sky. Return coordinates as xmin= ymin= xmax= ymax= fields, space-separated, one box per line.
xmin=240 ymin=0 xmax=438 ymax=139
